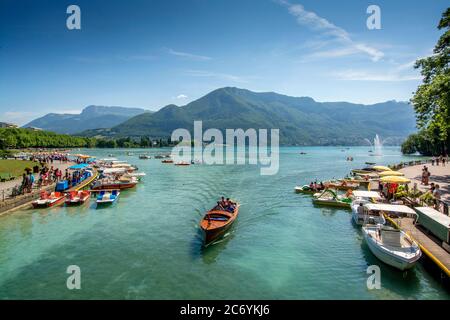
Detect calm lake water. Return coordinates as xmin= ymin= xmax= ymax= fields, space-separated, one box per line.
xmin=0 ymin=146 xmax=449 ymax=299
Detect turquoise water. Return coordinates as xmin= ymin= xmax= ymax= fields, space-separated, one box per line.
xmin=0 ymin=146 xmax=448 ymax=299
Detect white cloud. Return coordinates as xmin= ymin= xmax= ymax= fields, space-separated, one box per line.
xmin=183 ymin=70 xmax=248 ymax=83
xmin=176 ymin=94 xmax=188 ymax=99
xmin=278 ymin=1 xmax=384 ymax=62
xmin=168 ymin=49 xmax=212 ymax=61
xmin=1 ymin=111 xmax=37 ymax=126
xmin=332 ymin=69 xmax=421 ymax=82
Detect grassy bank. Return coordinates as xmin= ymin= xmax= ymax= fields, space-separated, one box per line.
xmin=0 ymin=159 xmax=40 ymax=180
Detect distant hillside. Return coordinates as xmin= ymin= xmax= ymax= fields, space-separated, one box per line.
xmin=80 ymin=87 xmax=417 ymax=145
xmin=24 ymin=105 xmax=149 ymax=134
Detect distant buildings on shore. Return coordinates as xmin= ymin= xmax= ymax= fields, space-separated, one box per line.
xmin=0 ymin=122 xmax=42 ymax=131
xmin=0 ymin=122 xmax=18 ymax=128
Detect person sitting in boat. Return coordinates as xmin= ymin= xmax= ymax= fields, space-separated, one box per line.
xmin=226 ymin=198 xmax=235 ymax=212
xmin=220 ymin=196 xmax=227 ymax=208
xmin=319 ymin=182 xmax=325 ymax=191
xmin=309 ymin=182 xmax=314 ymax=191
xmin=214 ymin=201 xmax=225 ymax=211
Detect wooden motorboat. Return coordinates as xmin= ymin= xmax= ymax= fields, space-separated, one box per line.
xmin=96 ymin=190 xmax=120 ymax=205
xmin=139 ymin=154 xmax=151 ymax=159
xmin=200 ymin=203 xmax=240 ymax=245
xmin=65 ymin=190 xmax=90 ymax=205
xmin=312 ymin=189 xmax=352 ymax=208
xmin=363 ymin=224 xmax=421 ymax=270
xmin=175 ymin=161 xmax=190 ymax=166
xmin=91 ymin=179 xmax=137 ymax=190
xmin=161 ymin=159 xmax=174 ymax=164
xmin=32 ymin=191 xmax=66 ymax=208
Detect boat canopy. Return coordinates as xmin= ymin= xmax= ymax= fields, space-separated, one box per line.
xmin=373 ymin=165 xmax=392 ymax=171
xmin=352 ymin=191 xmax=382 ymax=199
xmin=380 ymin=176 xmax=411 ymax=184
xmin=415 ymin=207 xmax=450 ymax=227
xmin=102 ymin=168 xmax=127 ymax=174
xmin=378 ymin=171 xmax=404 ymax=177
xmin=364 ymin=203 xmax=415 ymax=215
xmin=68 ymin=163 xmax=89 ymax=170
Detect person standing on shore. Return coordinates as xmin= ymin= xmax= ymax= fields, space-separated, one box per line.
xmin=442 ymin=154 xmax=446 ymax=167
xmin=436 ymin=156 xmax=440 ymax=166
xmin=431 ymin=156 xmax=435 ymax=166
xmin=433 ymin=184 xmax=441 ymax=211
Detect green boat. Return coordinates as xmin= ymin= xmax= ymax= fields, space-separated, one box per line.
xmin=312 ymin=189 xmax=352 ymax=209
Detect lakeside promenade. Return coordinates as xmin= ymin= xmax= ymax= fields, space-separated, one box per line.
xmin=0 ymin=160 xmax=97 ymax=215
xmin=399 ymin=163 xmax=450 ymax=202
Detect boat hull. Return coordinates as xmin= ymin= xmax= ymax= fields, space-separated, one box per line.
xmin=32 ymin=196 xmax=65 ymax=208
xmin=363 ymin=228 xmax=421 ymax=271
xmin=92 ymin=183 xmax=136 ymax=190
xmin=313 ymin=199 xmax=350 ymax=208
xmin=201 ymin=224 xmax=233 ymax=245
xmin=65 ymin=195 xmax=90 ymax=206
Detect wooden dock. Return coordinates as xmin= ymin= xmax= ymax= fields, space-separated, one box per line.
xmin=387 ymin=216 xmax=450 ymax=277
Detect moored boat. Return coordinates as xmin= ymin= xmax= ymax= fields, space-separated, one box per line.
xmin=162 ymin=159 xmax=174 ymax=163
xmin=65 ymin=190 xmax=90 ymax=205
xmin=294 ymin=185 xmax=316 ymax=194
xmin=353 ymin=203 xmax=415 ymax=226
xmin=200 ymin=202 xmax=240 ymax=245
xmin=96 ymin=190 xmax=120 ymax=205
xmin=363 ymin=224 xmax=422 ymax=270
xmin=312 ymin=189 xmax=352 ymax=208
xmin=91 ymin=178 xmax=137 ymax=190
xmin=32 ymin=191 xmax=66 ymax=208
xmin=175 ymin=161 xmax=190 ymax=166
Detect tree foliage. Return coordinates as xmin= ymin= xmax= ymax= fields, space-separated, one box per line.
xmin=404 ymin=8 xmax=450 ymax=154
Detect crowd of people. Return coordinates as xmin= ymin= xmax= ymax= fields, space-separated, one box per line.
xmin=30 ymin=153 xmax=70 ymax=166
xmin=215 ymin=197 xmax=237 ymax=213
xmin=430 ymin=155 xmax=448 ymax=166
xmin=309 ymin=181 xmax=325 ymax=192
xmin=378 ymin=182 xmax=400 ymax=201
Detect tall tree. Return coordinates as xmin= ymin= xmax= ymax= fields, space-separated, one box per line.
xmin=410 ymin=8 xmax=450 ymax=154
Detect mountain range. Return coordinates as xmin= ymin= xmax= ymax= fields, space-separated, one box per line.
xmin=80 ymin=87 xmax=416 ymax=145
xmin=24 ymin=88 xmax=417 ymax=145
xmin=23 ymin=105 xmax=148 ymax=134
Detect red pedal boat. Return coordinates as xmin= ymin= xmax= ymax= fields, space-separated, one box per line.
xmin=65 ymin=190 xmax=90 ymax=205
xmin=32 ymin=191 xmax=66 ymax=208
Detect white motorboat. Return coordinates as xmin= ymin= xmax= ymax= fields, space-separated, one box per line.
xmin=351 ymin=191 xmax=385 ymax=225
xmin=363 ymin=224 xmax=422 ymax=270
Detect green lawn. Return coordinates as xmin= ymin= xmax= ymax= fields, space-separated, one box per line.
xmin=0 ymin=160 xmax=41 ymax=180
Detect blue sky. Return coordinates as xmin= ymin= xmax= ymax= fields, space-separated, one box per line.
xmin=0 ymin=0 xmax=448 ymax=125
